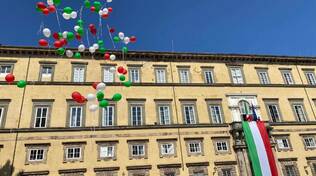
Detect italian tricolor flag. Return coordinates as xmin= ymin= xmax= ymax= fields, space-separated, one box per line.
xmin=242 ymin=121 xmax=278 ymax=176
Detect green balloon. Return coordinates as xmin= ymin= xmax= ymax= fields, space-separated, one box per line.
xmin=84 ymin=0 xmax=91 ymax=8
xmin=77 ymin=20 xmax=84 ymax=27
xmin=112 ymin=93 xmax=122 ymax=102
xmin=63 ymin=7 xmax=73 ymax=14
xmin=77 ymin=28 xmax=84 ymax=35
xmin=17 ymin=80 xmax=27 ymax=88
xmin=58 ymin=32 xmax=63 ymax=39
xmin=99 ymin=99 xmax=109 ymax=108
xmin=123 ymin=81 xmax=132 ymax=87
xmin=99 ymin=47 xmax=106 ymax=54
xmin=53 ymin=0 xmax=61 ymax=6
xmin=97 ymin=92 xmax=104 ymax=101
xmin=113 ymin=36 xmax=120 ymax=43
xmin=119 ymin=75 xmax=126 ymax=81
xmin=74 ymin=52 xmax=81 ymax=58
xmin=57 ymin=48 xmax=65 ymax=55
xmin=98 ymin=40 xmax=104 ymax=46
xmin=94 ymin=1 xmax=101 ymax=8
xmin=36 ymin=7 xmax=43 ymax=12
xmin=67 ymin=32 xmax=75 ymax=40
xmin=122 ymin=47 xmax=128 ymax=53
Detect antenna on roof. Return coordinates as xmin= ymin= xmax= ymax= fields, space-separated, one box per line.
xmin=171 ymin=40 xmax=174 ymax=53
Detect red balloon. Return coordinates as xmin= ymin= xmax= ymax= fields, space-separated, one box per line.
xmin=90 ymin=6 xmax=96 ymax=12
xmin=122 ymin=69 xmax=128 ymax=75
xmin=5 ymin=73 xmax=15 ymax=83
xmin=75 ymin=33 xmax=82 ymax=41
xmin=72 ymin=91 xmax=82 ymax=101
xmin=108 ymin=7 xmax=113 ymax=12
xmin=60 ymin=39 xmax=68 ymax=46
xmin=38 ymin=39 xmax=48 ymax=47
xmin=102 ymin=13 xmax=109 ymax=19
xmin=92 ymin=82 xmax=99 ymax=89
xmin=48 ymin=5 xmax=56 ymax=13
xmin=104 ymin=53 xmax=110 ymax=60
xmin=89 ymin=24 xmax=96 ymax=29
xmin=42 ymin=8 xmax=50 ymax=15
xmin=54 ymin=40 xmax=62 ymax=48
xmin=117 ymin=66 xmax=125 ymax=74
xmin=130 ymin=36 xmax=137 ymax=43
xmin=109 ymin=28 xmax=115 ymax=33
xmin=37 ymin=2 xmax=46 ymax=9
xmin=77 ymin=96 xmax=86 ymax=104
xmin=53 ymin=32 xmax=59 ymax=40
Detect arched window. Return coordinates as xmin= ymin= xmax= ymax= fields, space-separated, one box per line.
xmin=238 ymin=100 xmax=250 ymax=115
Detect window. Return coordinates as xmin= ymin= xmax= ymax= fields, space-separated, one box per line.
xmin=183 ymin=104 xmax=197 ymax=124
xmin=303 ymin=136 xmax=316 ymax=149
xmin=132 ymin=145 xmax=145 ymax=156
xmin=29 ymin=149 xmax=44 ymax=161
xmin=213 ymin=138 xmax=230 ymax=154
xmin=69 ymin=106 xmax=83 ymax=127
xmin=66 ymin=147 xmax=81 ymax=160
xmin=192 ymin=173 xmax=205 ymax=176
xmin=203 ymin=69 xmax=214 ymax=84
xmin=100 ymin=145 xmax=114 ymax=158
xmin=155 ymin=68 xmax=167 ymax=83
xmin=188 ymin=141 xmax=202 ymax=154
xmin=25 ymin=145 xmax=49 ymax=164
xmin=179 ymin=68 xmax=190 ymax=83
xmin=128 ymin=141 xmax=148 ymax=159
xmin=101 ymin=105 xmax=115 ymax=126
xmin=230 ymin=67 xmax=244 ymax=84
xmin=97 ymin=141 xmax=118 ymax=160
xmin=40 ymin=65 xmax=53 ymax=81
xmin=0 ymin=107 xmax=4 ymax=128
xmin=305 ymin=71 xmax=316 ymax=85
xmin=280 ymin=160 xmax=300 ymax=176
xmin=103 ymin=67 xmax=115 ymax=83
xmin=208 ymin=104 xmax=223 ymax=124
xmin=275 ymin=137 xmax=291 ymax=150
xmin=216 ymin=141 xmax=228 ymax=152
xmin=291 ymin=103 xmax=307 ymax=122
xmin=130 ymin=104 xmax=143 ymax=126
xmin=266 ymin=104 xmax=282 ymax=122
xmin=222 ymin=169 xmax=233 ymax=176
xmin=257 ymin=69 xmax=270 ymax=84
xmin=281 ymin=70 xmax=294 ymax=85
xmin=72 ymin=66 xmax=85 ymax=82
xmin=158 ymin=105 xmax=171 ymax=125
xmin=238 ymin=100 xmax=251 ymax=115
xmin=129 ymin=68 xmax=141 ymax=83
xmin=284 ymin=165 xmax=297 ymax=176
xmin=33 ymin=106 xmax=49 ymax=128
xmin=161 ymin=143 xmax=174 ymax=155
xmin=0 ymin=65 xmax=12 ymax=76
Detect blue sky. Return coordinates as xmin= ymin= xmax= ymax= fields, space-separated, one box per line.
xmin=1 ymin=0 xmax=316 ymax=56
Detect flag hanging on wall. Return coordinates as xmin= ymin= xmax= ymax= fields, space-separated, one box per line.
xmin=242 ymin=120 xmax=278 ymax=176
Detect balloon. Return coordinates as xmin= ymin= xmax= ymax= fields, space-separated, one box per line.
xmin=72 ymin=91 xmax=82 ymax=101
xmin=119 ymin=75 xmax=126 ymax=81
xmin=37 ymin=2 xmax=46 ymax=9
xmin=123 ymin=81 xmax=132 ymax=87
xmin=89 ymin=104 xmax=98 ymax=112
xmin=113 ymin=36 xmax=120 ymax=43
xmin=96 ymin=91 xmax=104 ymax=101
xmin=60 ymin=38 xmax=67 ymax=46
xmin=77 ymin=27 xmax=84 ymax=35
xmin=70 ymin=11 xmax=77 ymax=19
xmin=99 ymin=47 xmax=106 ymax=54
xmin=94 ymin=1 xmax=101 ymax=9
xmin=102 ymin=8 xmax=109 ymax=14
xmin=63 ymin=7 xmax=73 ymax=14
xmin=48 ymin=5 xmax=56 ymax=13
xmin=117 ymin=66 xmax=124 ymax=74
xmin=84 ymin=0 xmax=91 ymax=8
xmin=99 ymin=99 xmax=109 ymax=108
xmin=75 ymin=33 xmax=82 ymax=41
xmin=17 ymin=80 xmax=27 ymax=88
xmin=109 ymin=28 xmax=115 ymax=33
xmin=57 ymin=48 xmax=65 ymax=55
xmin=112 ymin=93 xmax=122 ymax=102
xmin=66 ymin=50 xmax=73 ymax=58
xmin=89 ymin=24 xmax=97 ymax=35
xmin=110 ymin=67 xmax=116 ymax=73
xmin=124 ymin=37 xmax=130 ymax=44
xmin=67 ymin=32 xmax=74 ymax=40
xmin=54 ymin=41 xmax=63 ymax=48
xmin=74 ymin=52 xmax=81 ymax=58
xmin=42 ymin=8 xmax=50 ymax=15
xmin=78 ymin=44 xmax=85 ymax=52
xmin=62 ymin=13 xmax=71 ymax=20
xmin=53 ymin=32 xmax=59 ymax=40
xmin=87 ymin=93 xmax=96 ymax=101
xmin=110 ymin=54 xmax=116 ymax=61
xmin=104 ymin=53 xmax=110 ymax=60
xmin=39 ymin=39 xmax=48 ymax=47
xmin=101 ymin=13 xmax=109 ymax=19
xmin=92 ymin=82 xmax=99 ymax=89
xmin=122 ymin=69 xmax=128 ymax=75
xmin=96 ymin=82 xmax=106 ymax=91
xmin=5 ymin=73 xmax=15 ymax=83
xmin=77 ymin=19 xmax=84 ymax=27
xmin=53 ymin=0 xmax=61 ymax=6
xmin=130 ymin=36 xmax=137 ymax=43
xmin=108 ymin=7 xmax=113 ymax=12
xmin=98 ymin=40 xmax=104 ymax=46
xmin=62 ymin=31 xmax=68 ymax=39
xmin=47 ymin=0 xmax=54 ymax=6
xmin=118 ymin=32 xmax=125 ymax=40
xmin=98 ymin=10 xmax=103 ymax=16
xmin=122 ymin=47 xmax=128 ymax=53
xmin=93 ymin=43 xmax=99 ymax=49
xmin=74 ymin=25 xmax=80 ymax=32
xmin=77 ymin=96 xmax=86 ymax=104
xmin=107 ymin=0 xmax=112 ymax=2
xmin=90 ymin=6 xmax=96 ymax=12
xmin=89 ymin=46 xmax=96 ymax=53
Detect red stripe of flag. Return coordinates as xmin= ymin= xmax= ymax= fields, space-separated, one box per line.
xmin=257 ymin=121 xmax=278 ymax=176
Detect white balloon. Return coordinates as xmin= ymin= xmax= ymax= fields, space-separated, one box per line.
xmin=107 ymin=0 xmax=112 ymax=2
xmin=93 ymin=43 xmax=99 ymax=50
xmin=89 ymin=46 xmax=96 ymax=53
xmin=71 ymin=11 xmax=77 ymax=19
xmin=47 ymin=0 xmax=54 ymax=5
xmin=89 ymin=104 xmax=99 ymax=112
xmin=102 ymin=8 xmax=109 ymax=14
xmin=74 ymin=26 xmax=80 ymax=32
xmin=96 ymin=83 xmax=106 ymax=91
xmin=62 ymin=13 xmax=71 ymax=20
xmin=118 ymin=32 xmax=125 ymax=40
xmin=78 ymin=44 xmax=85 ymax=52
xmin=110 ymin=54 xmax=116 ymax=61
xmin=43 ymin=28 xmax=51 ymax=38
xmin=110 ymin=67 xmax=116 ymax=73
xmin=98 ymin=10 xmax=103 ymax=16
xmin=87 ymin=93 xmax=96 ymax=101
xmin=66 ymin=50 xmax=73 ymax=58
xmin=62 ymin=31 xmax=68 ymax=39
xmin=124 ymin=37 xmax=130 ymax=44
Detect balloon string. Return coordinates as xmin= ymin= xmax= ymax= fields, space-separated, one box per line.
xmin=107 ymin=24 xmax=116 ymax=49
xmin=37 ymin=22 xmax=44 ymax=35
xmin=79 ymin=6 xmax=84 ymax=20
xmin=86 ymin=29 xmax=91 ymax=47
xmin=55 ymin=10 xmax=62 ymax=32
xmin=99 ymin=16 xmax=103 ymax=39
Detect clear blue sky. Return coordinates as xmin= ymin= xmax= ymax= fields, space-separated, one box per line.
xmin=1 ymin=0 xmax=316 ymax=56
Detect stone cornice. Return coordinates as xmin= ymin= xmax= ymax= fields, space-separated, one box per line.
xmin=2 ymin=46 xmax=316 ymax=65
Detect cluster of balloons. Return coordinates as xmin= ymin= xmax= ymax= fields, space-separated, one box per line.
xmin=62 ymin=7 xmax=78 ymax=20
xmin=4 ymin=74 xmax=27 ymax=88
xmin=36 ymin=1 xmax=56 ymax=15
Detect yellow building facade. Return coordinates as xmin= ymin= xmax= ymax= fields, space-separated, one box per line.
xmin=0 ymin=46 xmax=315 ymax=176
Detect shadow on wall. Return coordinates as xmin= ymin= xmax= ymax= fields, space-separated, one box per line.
xmin=0 ymin=160 xmax=14 ymax=176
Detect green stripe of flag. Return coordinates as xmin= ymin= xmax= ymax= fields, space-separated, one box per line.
xmin=242 ymin=121 xmax=263 ymax=176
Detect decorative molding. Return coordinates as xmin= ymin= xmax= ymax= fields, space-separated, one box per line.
xmin=299 ymin=133 xmax=316 ymax=136
xmin=205 ymin=98 xmax=223 ymax=101
xmin=278 ymin=68 xmax=292 ymax=70
xmin=176 ymin=65 xmax=190 ymax=68
xmin=184 ymin=137 xmax=204 ymax=140
xmin=38 ymin=61 xmax=57 ymax=64
xmin=278 ymin=158 xmax=297 ymax=161
xmin=200 ymin=66 xmax=214 ymax=69
xmin=100 ymin=63 xmax=117 ymax=66
xmin=94 ymin=167 xmax=120 ymax=172
xmin=71 ymin=61 xmax=88 ymax=65
xmin=95 ymin=140 xmax=119 ymax=143
xmin=24 ymin=143 xmax=51 ymax=146
xmin=254 ymin=67 xmax=268 ymax=69
xmin=186 ymin=162 xmax=209 ymax=167
xmin=127 ymin=64 xmax=143 ymax=67
xmin=126 ymin=98 xmax=146 ymax=101
xmin=302 ymin=68 xmax=315 ymax=71
xmin=126 ymin=165 xmax=152 ymax=170
xmin=62 ymin=141 xmax=87 ymax=145
xmin=211 ymin=136 xmax=230 ymax=139
xmin=306 ymin=157 xmax=316 ymax=160
xmin=154 ymin=99 xmax=173 ymax=102
xmin=157 ymin=164 xmax=182 ymax=168
xmin=58 ymin=168 xmax=87 ymax=174
xmin=20 ymin=171 xmax=49 ymax=175
xmin=31 ymin=99 xmax=55 ymax=102
xmin=214 ymin=161 xmax=237 ymax=166
xmin=127 ymin=139 xmax=149 ymax=142
xmin=179 ymin=98 xmax=197 ymax=101
xmin=156 ymin=138 xmax=178 ymax=141
xmin=0 ymin=99 xmax=11 ymax=102
xmin=0 ymin=59 xmax=17 ymax=63
xmin=153 ymin=64 xmax=168 ymax=67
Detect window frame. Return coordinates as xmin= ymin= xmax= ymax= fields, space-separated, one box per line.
xmin=25 ymin=144 xmax=49 ymax=165
xmin=202 ymin=67 xmax=215 ymax=84
xmin=63 ymin=143 xmax=85 ymax=162
xmin=101 ymin=66 xmax=116 ymax=83
xmin=67 ymin=101 xmax=86 ymax=128
xmin=31 ymin=101 xmax=53 ymax=129
xmin=206 ymin=100 xmax=225 ymax=124
xmin=280 ymin=69 xmax=295 ymax=85
xmin=99 ymin=103 xmax=116 ymax=127
xmin=0 ymin=100 xmax=10 ymax=128
xmin=181 ymin=102 xmax=198 ymax=125
xmin=301 ymin=135 xmax=316 ymax=150
xmin=304 ymin=71 xmax=316 ymax=85
xmin=71 ymin=64 xmax=87 ymax=82
xmin=212 ymin=138 xmax=231 ymax=155
xmin=256 ymin=68 xmax=270 ymax=84
xmin=0 ymin=64 xmax=14 ymax=76
xmin=264 ymin=99 xmax=283 ymax=122
xmin=289 ymin=100 xmax=308 ymax=122
xmin=178 ymin=67 xmax=191 ymax=83
xmin=128 ymin=67 xmax=141 ymax=83
xmin=185 ymin=139 xmax=204 ymax=156
xmin=128 ymin=140 xmax=148 ymax=159
xmin=154 ymin=67 xmax=167 ymax=83
xmin=128 ymin=101 xmax=145 ymax=126
xmin=156 ymin=101 xmax=173 ymax=125
xmin=97 ymin=141 xmax=118 ymax=161
xmin=274 ymin=135 xmax=292 ymax=151
xmin=39 ymin=64 xmax=55 ymax=82
xmin=229 ymin=66 xmax=245 ymax=84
